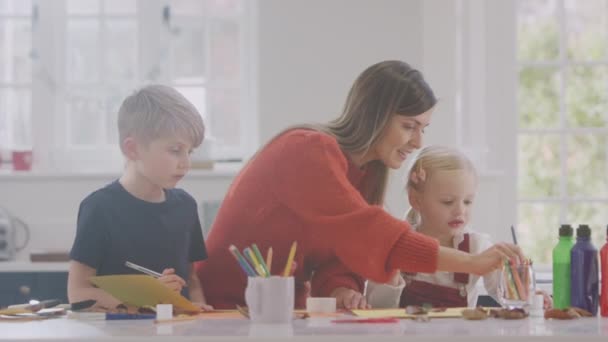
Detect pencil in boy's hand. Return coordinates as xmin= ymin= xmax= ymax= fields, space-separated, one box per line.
xmin=228 ymin=245 xmax=257 ymax=277
xmin=266 ymin=247 xmax=273 ymax=275
xmin=283 ymin=241 xmax=298 ymax=277
xmin=125 ymin=261 xmax=162 ymax=278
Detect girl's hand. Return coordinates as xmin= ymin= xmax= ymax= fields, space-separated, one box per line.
xmin=388 ymin=270 xmax=402 ymax=287
xmin=330 ymin=287 xmax=371 ymax=309
xmin=470 ymin=243 xmax=524 ymax=275
xmin=158 ymin=268 xmax=187 ymax=292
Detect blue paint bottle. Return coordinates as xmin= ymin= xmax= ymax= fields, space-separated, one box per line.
xmin=570 ymin=224 xmax=599 ymax=315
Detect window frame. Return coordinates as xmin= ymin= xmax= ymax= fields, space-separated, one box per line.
xmin=8 ymin=0 xmax=256 ymax=172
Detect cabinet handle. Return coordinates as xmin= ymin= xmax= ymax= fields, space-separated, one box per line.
xmin=19 ymin=285 xmax=31 ymax=295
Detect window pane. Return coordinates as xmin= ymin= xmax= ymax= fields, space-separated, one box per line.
xmin=565 ymin=66 xmax=608 ymax=127
xmin=0 ymin=88 xmax=30 ymax=147
xmin=209 ymin=88 xmax=240 ymax=148
xmin=0 ymin=19 xmax=32 ymax=83
xmin=567 ymin=202 xmax=608 ymax=250
xmin=0 ymin=0 xmax=31 ymax=15
xmin=207 ymin=0 xmax=244 ymax=17
xmin=104 ymin=0 xmax=136 ymax=15
xmin=565 ymin=0 xmax=607 ymax=61
xmin=517 ymin=0 xmax=559 ymax=61
xmin=518 ymin=134 xmax=561 ymax=198
xmin=67 ymin=90 xmax=103 ymax=146
xmin=518 ymin=203 xmax=561 ymax=265
xmin=67 ymin=20 xmax=100 ymax=83
xmin=170 ymin=19 xmax=206 ymax=83
xmin=104 ymin=88 xmax=127 ymax=145
xmin=566 ymin=133 xmax=608 ymax=197
xmin=175 ymin=86 xmax=207 ymax=122
xmin=518 ymin=67 xmax=560 ymax=129
xmin=170 ymin=0 xmax=204 ymax=15
xmin=104 ymin=20 xmax=137 ymax=83
xmin=210 ymin=20 xmax=239 ymax=83
xmin=67 ymin=0 xmax=100 ymax=14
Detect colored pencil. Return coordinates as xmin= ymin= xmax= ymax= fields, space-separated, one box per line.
xmin=283 ymin=241 xmax=298 ymax=277
xmin=266 ymin=247 xmax=273 ymax=275
xmin=228 ymin=245 xmax=257 ymax=277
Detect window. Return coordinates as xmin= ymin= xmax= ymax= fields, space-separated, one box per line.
xmin=517 ymin=0 xmax=608 ymax=264
xmin=0 ymin=0 xmax=32 ymax=152
xmin=0 ymin=0 xmax=253 ymax=171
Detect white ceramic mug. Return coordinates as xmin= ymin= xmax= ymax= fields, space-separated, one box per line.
xmin=245 ymin=276 xmax=294 ymax=323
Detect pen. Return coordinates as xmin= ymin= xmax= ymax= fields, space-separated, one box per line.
xmin=332 ymin=318 xmax=399 ymax=323
xmin=125 ymin=261 xmax=162 ymax=278
xmin=106 ymin=313 xmax=156 ymax=320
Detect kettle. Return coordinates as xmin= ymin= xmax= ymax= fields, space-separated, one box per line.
xmin=0 ymin=207 xmax=30 ymax=260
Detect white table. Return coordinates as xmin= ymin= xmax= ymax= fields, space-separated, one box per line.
xmin=2 ymin=316 xmax=608 ymax=341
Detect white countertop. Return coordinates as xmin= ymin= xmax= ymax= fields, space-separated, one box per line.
xmin=0 ymin=262 xmax=69 ymax=272
xmin=1 ymin=316 xmax=608 ymax=341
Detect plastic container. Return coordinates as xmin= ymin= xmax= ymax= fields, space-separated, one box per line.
xmin=600 ymin=225 xmax=608 ymax=317
xmin=570 ymin=224 xmax=599 ymax=316
xmin=553 ymin=224 xmax=574 ymax=309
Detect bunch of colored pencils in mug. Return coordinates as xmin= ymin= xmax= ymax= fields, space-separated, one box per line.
xmin=501 ymin=259 xmax=532 ymax=302
xmin=228 ymin=241 xmax=297 ymax=277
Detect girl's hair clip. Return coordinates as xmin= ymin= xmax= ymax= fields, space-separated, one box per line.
xmin=410 ymin=169 xmax=426 ymax=184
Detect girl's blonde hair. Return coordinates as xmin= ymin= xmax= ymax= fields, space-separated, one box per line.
xmin=404 ymin=146 xmax=477 ymax=226
xmin=258 ymin=60 xmax=437 ymax=205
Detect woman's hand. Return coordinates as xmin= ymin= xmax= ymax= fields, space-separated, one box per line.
xmin=537 ymin=290 xmax=553 ymax=310
xmin=158 ymin=268 xmax=187 ymax=292
xmin=469 ymin=243 xmax=524 ymax=275
xmin=330 ymin=287 xmax=371 ymax=309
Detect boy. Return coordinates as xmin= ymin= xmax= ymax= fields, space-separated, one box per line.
xmin=68 ymin=85 xmax=211 ymax=310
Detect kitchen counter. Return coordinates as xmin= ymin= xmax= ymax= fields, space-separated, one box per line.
xmin=1 ymin=315 xmax=607 ymax=341
xmin=0 ymin=261 xmax=69 ymax=272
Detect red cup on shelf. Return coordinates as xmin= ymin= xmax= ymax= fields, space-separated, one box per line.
xmin=12 ymin=150 xmax=33 ymax=171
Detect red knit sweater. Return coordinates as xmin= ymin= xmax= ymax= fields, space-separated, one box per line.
xmin=195 ymin=129 xmax=439 ymax=309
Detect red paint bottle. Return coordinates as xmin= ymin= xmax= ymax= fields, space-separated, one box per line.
xmin=600 ymin=225 xmax=608 ymax=317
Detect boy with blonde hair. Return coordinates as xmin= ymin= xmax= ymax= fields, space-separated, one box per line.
xmin=68 ymin=84 xmax=211 ymax=310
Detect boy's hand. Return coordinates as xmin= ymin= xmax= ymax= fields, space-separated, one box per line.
xmin=330 ymin=287 xmax=371 ymax=309
xmin=158 ymin=268 xmax=186 ymax=292
xmin=193 ymin=302 xmax=214 ymax=311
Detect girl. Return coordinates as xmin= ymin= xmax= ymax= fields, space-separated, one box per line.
xmin=367 ymin=146 xmax=500 ymax=308
xmin=366 ymin=146 xmax=551 ymax=309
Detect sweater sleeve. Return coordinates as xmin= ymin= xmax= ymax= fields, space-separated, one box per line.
xmin=270 ymin=131 xmax=439 ymax=284
xmin=310 ymin=258 xmax=365 ymax=297
xmin=365 ymin=273 xmax=405 ymax=308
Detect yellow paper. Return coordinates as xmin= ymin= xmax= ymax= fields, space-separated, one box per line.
xmin=351 ymin=307 xmax=465 ymax=319
xmin=90 ymin=274 xmax=200 ymax=313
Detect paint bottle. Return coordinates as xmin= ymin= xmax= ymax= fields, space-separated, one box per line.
xmin=553 ymin=224 xmax=574 ymax=309
xmin=600 ymin=225 xmax=608 ymax=317
xmin=570 ymin=224 xmax=599 ymax=315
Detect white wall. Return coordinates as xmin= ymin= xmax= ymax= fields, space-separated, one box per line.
xmin=0 ymin=0 xmax=517 ymax=263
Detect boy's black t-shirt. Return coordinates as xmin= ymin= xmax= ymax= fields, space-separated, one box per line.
xmin=70 ymin=180 xmax=207 ymax=291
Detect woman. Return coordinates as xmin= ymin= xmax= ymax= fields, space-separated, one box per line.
xmin=196 ymin=60 xmax=522 ymax=309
